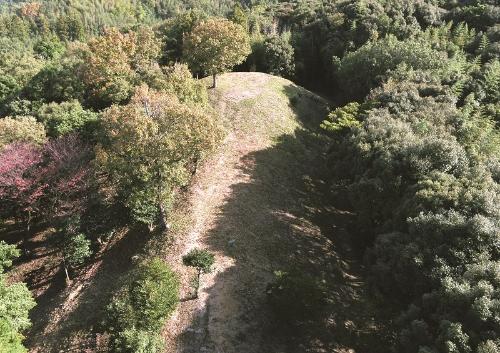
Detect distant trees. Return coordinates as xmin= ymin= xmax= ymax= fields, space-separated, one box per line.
xmin=336 ymin=36 xmax=469 ymax=100
xmin=183 ymin=18 xmax=251 ymax=87
xmin=262 ymin=34 xmax=295 ymax=79
xmin=157 ymin=9 xmax=207 ymax=65
xmin=97 ymin=85 xmax=223 ymax=230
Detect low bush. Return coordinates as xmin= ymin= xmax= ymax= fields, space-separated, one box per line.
xmin=106 ymin=258 xmax=179 ymax=353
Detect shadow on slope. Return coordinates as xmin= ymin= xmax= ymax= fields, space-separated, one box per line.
xmin=176 ymin=80 xmax=393 ymax=352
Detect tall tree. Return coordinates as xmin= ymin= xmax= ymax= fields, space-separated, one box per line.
xmin=97 ymin=85 xmax=223 ymax=230
xmin=183 ymin=18 xmax=251 ymax=88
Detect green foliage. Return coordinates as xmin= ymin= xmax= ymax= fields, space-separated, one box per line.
xmin=0 ymin=242 xmax=35 ymax=353
xmin=0 ymin=242 xmax=20 ymax=272
xmin=151 ymin=63 xmax=208 ymax=105
xmin=328 ymin=54 xmax=500 ymax=352
xmin=114 ymin=328 xmax=163 ymax=353
xmin=321 ymin=102 xmax=362 ymax=133
xmin=63 ymin=233 xmax=92 ymax=269
xmin=37 ymin=100 xmax=98 ymax=137
xmin=107 ymin=258 xmax=179 ymax=353
xmin=33 ymin=35 xmax=65 ymax=60
xmin=0 ymin=37 xmax=43 ymax=108
xmin=25 ymin=45 xmax=88 ymax=104
xmin=266 ymin=270 xmax=326 ymax=325
xmin=183 ymin=18 xmax=251 ymax=82
xmin=229 ymin=3 xmax=248 ymax=29
xmin=55 ymin=12 xmax=85 ymax=41
xmin=182 ymin=249 xmax=215 ymax=273
xmin=262 ymin=33 xmax=295 ymax=79
xmin=156 ymin=9 xmax=207 ymax=65
xmin=0 ymin=317 xmax=28 ymax=353
xmin=337 ymin=36 xmax=469 ymax=99
xmin=0 ymin=116 xmax=46 ymax=149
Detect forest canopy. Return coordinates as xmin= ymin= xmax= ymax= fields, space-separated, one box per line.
xmin=0 ymin=0 xmax=498 ymax=353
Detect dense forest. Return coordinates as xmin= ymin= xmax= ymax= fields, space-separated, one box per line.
xmin=0 ymin=0 xmax=499 ymax=352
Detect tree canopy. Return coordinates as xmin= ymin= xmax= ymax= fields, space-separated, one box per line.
xmin=183 ymin=18 xmax=250 ymax=87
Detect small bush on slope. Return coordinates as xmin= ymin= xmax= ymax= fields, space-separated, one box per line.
xmin=0 ymin=241 xmax=35 ymax=353
xmin=106 ymin=258 xmax=179 ymax=353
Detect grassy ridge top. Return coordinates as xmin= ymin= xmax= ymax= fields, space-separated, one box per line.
xmin=205 ymin=72 xmax=329 ymax=141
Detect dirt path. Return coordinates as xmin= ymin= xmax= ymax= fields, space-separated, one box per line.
xmin=162 ymin=73 xmax=389 ymax=353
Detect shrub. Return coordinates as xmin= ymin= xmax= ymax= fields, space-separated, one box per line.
xmin=0 ymin=116 xmax=46 ymax=150
xmin=107 ymin=258 xmax=179 ymax=353
xmin=182 ymin=249 xmax=215 ymax=299
xmin=182 ymin=249 xmax=215 ymax=274
xmin=114 ymin=328 xmax=163 ymax=353
xmin=62 ymin=233 xmax=92 ymax=269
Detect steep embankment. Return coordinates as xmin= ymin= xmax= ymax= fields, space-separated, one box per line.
xmin=162 ymin=72 xmax=389 ymax=353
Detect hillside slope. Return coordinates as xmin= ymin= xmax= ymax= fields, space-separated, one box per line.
xmin=161 ymin=72 xmax=389 ymax=353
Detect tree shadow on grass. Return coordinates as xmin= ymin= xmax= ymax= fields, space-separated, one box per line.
xmin=176 ymin=123 xmax=393 ymax=352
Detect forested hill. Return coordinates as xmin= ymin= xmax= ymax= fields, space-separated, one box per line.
xmin=0 ymin=1 xmax=499 ymax=353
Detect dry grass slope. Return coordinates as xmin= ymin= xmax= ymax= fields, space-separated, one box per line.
xmin=161 ymin=72 xmax=391 ymax=353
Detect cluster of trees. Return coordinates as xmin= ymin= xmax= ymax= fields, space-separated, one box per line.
xmin=0 ymin=1 xmax=256 ymax=352
xmin=318 ymin=1 xmax=500 ymax=352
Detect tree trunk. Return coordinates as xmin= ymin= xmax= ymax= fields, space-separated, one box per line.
xmin=63 ymin=258 xmax=71 ymax=285
xmin=23 ymin=210 xmax=31 ymax=246
xmin=158 ymin=201 xmax=169 ymax=231
xmin=194 ymin=268 xmax=201 ymax=299
xmin=212 ymin=73 xmax=217 ymax=88
xmin=26 ymin=209 xmax=31 ymax=232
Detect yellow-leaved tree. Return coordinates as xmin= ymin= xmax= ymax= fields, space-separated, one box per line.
xmin=83 ymin=27 xmax=161 ymax=106
xmin=183 ymin=18 xmax=251 ymax=88
xmin=97 ymin=85 xmax=224 ymax=230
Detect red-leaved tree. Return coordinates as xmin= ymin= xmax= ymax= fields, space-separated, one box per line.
xmin=41 ymin=134 xmax=92 ymax=217
xmin=0 ymin=135 xmax=92 ymax=234
xmin=0 ymin=142 xmax=45 ymax=229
